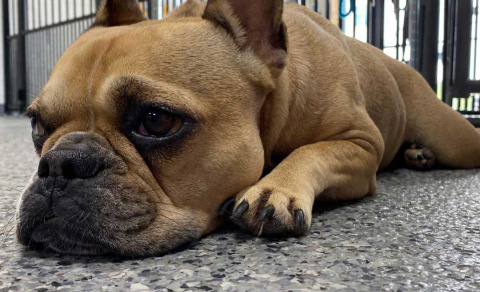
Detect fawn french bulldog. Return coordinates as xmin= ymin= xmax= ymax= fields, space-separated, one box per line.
xmin=17 ymin=0 xmax=480 ymax=256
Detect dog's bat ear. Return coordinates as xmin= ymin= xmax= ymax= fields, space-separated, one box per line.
xmin=94 ymin=0 xmax=148 ymax=27
xmin=203 ymin=0 xmax=287 ymax=75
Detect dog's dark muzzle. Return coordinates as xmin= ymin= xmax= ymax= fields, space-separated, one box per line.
xmin=16 ymin=133 xmax=156 ymax=255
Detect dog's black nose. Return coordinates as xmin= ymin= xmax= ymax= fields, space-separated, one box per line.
xmin=38 ymin=149 xmax=103 ymax=179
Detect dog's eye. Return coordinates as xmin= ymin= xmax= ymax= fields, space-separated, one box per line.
xmin=31 ymin=117 xmax=46 ymax=137
xmin=138 ymin=110 xmax=182 ymax=137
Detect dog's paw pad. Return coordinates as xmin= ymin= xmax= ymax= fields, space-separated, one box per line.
xmin=224 ymin=186 xmax=311 ymax=236
xmin=404 ymin=144 xmax=435 ymax=169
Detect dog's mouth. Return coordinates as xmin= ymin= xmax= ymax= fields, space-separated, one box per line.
xmin=17 ymin=181 xmax=202 ymax=257
xmin=30 ymin=235 xmax=109 ymax=256
xmin=24 ymin=217 xmax=113 ymax=255
xmin=21 ymin=215 xmax=201 ymax=257
xmin=16 ymin=172 xmax=204 ymax=256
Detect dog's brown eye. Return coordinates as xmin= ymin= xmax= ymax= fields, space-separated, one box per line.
xmin=31 ymin=117 xmax=46 ymax=137
xmin=138 ymin=110 xmax=182 ymax=137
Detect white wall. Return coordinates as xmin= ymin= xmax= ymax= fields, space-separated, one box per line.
xmin=0 ymin=0 xmax=5 ymax=114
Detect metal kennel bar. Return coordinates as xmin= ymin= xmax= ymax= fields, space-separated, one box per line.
xmin=443 ymin=0 xmax=480 ymax=125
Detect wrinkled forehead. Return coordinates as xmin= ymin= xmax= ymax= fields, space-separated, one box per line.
xmin=30 ymin=18 xmax=255 ymax=125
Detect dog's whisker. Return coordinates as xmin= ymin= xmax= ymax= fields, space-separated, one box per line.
xmin=153 ymin=207 xmax=189 ymax=218
xmin=1 ymin=225 xmax=16 ymax=244
xmin=1 ymin=213 xmax=17 ymax=242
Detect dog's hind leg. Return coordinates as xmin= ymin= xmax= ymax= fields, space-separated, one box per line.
xmin=403 ymin=144 xmax=436 ymax=170
xmin=401 ymin=71 xmax=480 ymax=169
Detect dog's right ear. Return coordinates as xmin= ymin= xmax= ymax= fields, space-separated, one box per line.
xmin=94 ymin=0 xmax=148 ymax=27
xmin=203 ymin=0 xmax=287 ymax=76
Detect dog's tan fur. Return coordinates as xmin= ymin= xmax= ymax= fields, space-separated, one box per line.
xmin=18 ymin=0 xmax=480 ymax=255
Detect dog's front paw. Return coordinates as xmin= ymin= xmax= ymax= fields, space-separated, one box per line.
xmin=220 ymin=186 xmax=312 ymax=236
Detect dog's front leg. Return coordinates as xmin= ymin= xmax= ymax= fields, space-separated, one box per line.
xmin=228 ymin=128 xmax=384 ymax=236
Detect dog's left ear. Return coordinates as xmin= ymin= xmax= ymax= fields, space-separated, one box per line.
xmin=94 ymin=0 xmax=148 ymax=27
xmin=203 ymin=0 xmax=287 ymax=74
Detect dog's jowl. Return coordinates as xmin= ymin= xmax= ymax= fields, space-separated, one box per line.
xmin=17 ymin=0 xmax=480 ymax=256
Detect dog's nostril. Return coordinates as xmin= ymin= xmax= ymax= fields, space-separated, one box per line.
xmin=61 ymin=160 xmax=77 ymax=180
xmin=38 ymin=150 xmax=104 ymax=179
xmin=38 ymin=158 xmax=50 ymax=178
xmin=61 ymin=158 xmax=102 ymax=179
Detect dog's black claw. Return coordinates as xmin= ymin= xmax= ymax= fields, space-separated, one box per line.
xmin=417 ymin=154 xmax=424 ymax=161
xmin=294 ymin=209 xmax=305 ymax=230
xmin=233 ymin=200 xmax=249 ymax=219
xmin=219 ymin=197 xmax=236 ymax=217
xmin=258 ymin=205 xmax=275 ymax=222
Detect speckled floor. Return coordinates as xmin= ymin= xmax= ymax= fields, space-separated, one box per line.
xmin=1 ymin=116 xmax=479 ymax=291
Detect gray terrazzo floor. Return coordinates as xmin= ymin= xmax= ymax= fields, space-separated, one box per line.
xmin=0 ymin=116 xmax=479 ymax=291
